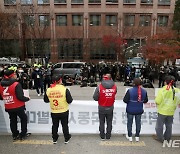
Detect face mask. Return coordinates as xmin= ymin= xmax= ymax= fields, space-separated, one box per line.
xmin=35 ymin=69 xmax=39 ymax=71
xmin=18 ymin=70 xmax=24 ymax=73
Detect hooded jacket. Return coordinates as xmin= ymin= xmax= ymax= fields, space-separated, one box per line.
xmin=155 ymin=85 xmax=180 ymax=116
xmin=93 ymin=79 xmax=117 ymax=113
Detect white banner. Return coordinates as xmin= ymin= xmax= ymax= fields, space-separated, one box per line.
xmin=0 ymin=100 xmax=180 ymax=134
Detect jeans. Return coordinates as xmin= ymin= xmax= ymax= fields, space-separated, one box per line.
xmin=51 ymin=111 xmax=70 ymax=141
xmin=8 ymin=109 xmax=27 ymax=138
xmin=155 ymin=113 xmax=173 ymax=142
xmin=127 ymin=113 xmax=141 ymax=137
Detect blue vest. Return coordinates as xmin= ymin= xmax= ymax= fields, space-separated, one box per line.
xmin=126 ymin=87 xmax=147 ymax=115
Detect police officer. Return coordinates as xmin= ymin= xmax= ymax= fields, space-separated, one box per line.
xmin=154 ymin=75 xmax=180 ymax=143
xmin=0 ymin=68 xmax=30 ymax=141
xmin=93 ymin=74 xmax=117 ymax=140
xmin=44 ymin=74 xmax=73 ymax=144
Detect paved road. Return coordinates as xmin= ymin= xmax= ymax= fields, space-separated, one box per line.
xmin=30 ymin=81 xmax=158 ymax=100
xmin=0 ymin=81 xmax=180 ymax=154
xmin=0 ymin=134 xmax=179 ymax=154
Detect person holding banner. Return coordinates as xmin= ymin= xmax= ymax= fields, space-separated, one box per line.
xmin=93 ymin=73 xmax=117 ymax=140
xmin=154 ymin=75 xmax=180 ymax=143
xmin=44 ymin=74 xmax=73 ymax=144
xmin=0 ymin=67 xmax=30 ymax=141
xmin=123 ymin=78 xmax=148 ymax=142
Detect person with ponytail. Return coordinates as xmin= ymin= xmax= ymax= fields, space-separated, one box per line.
xmin=123 ymin=78 xmax=148 ymax=142
xmin=43 ymin=74 xmax=73 ymax=144
xmin=154 ymin=75 xmax=180 ymax=143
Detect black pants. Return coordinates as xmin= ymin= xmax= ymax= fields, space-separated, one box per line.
xmin=51 ymin=111 xmax=70 ymax=140
xmin=8 ymin=109 xmax=27 ymax=138
xmin=98 ymin=106 xmax=113 ymax=139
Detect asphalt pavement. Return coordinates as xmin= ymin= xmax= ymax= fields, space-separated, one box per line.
xmin=0 ymin=80 xmax=180 ymax=154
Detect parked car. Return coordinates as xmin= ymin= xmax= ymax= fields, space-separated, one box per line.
xmin=52 ymin=62 xmax=85 ymax=79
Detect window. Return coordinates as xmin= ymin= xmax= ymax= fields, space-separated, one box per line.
xmin=158 ymin=0 xmax=170 ymax=5
xmin=21 ymin=0 xmax=32 ymax=4
xmin=54 ymin=0 xmax=66 ymax=3
xmin=89 ymin=0 xmax=101 ymax=3
xmin=56 ymin=15 xmax=67 ymax=26
xmin=106 ymin=15 xmax=117 ymax=26
xmin=90 ymin=39 xmax=116 ymax=59
xmin=123 ymin=0 xmax=136 ymax=3
xmin=124 ymin=14 xmax=135 ymax=26
xmin=4 ymin=0 xmax=16 ymax=5
xmin=0 ymin=40 xmax=20 ymax=57
xmin=71 ymin=0 xmax=83 ymax=3
xmin=72 ymin=15 xmax=83 ymax=26
xmin=8 ymin=15 xmax=18 ymax=27
xmin=38 ymin=0 xmax=50 ymax=4
xmin=58 ymin=39 xmax=83 ymax=59
xmin=27 ymin=39 xmax=50 ymax=57
xmin=106 ymin=0 xmax=118 ymax=3
xmin=24 ymin=15 xmax=35 ymax=26
xmin=90 ymin=15 xmax=101 ymax=26
xmin=39 ymin=15 xmax=50 ymax=26
xmin=139 ymin=15 xmax=151 ymax=26
xmin=141 ymin=0 xmax=153 ymax=4
xmin=157 ymin=15 xmax=168 ymax=26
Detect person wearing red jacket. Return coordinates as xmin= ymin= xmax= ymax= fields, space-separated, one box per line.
xmin=93 ymin=74 xmax=117 ymax=140
xmin=0 ymin=68 xmax=30 ymax=141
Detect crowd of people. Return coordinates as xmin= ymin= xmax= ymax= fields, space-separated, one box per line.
xmin=0 ymin=62 xmax=179 ymax=92
xmin=0 ymin=62 xmax=180 ymax=146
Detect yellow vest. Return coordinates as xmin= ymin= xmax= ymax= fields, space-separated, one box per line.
xmin=46 ymin=84 xmax=69 ymax=113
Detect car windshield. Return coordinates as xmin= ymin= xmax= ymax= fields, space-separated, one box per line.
xmin=63 ymin=63 xmax=84 ymax=68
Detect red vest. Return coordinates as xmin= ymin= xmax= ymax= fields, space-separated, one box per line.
xmin=0 ymin=82 xmax=25 ymax=110
xmin=98 ymin=84 xmax=116 ymax=107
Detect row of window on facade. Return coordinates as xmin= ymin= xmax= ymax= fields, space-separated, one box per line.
xmin=0 ymin=39 xmax=122 ymax=60
xmin=4 ymin=0 xmax=171 ymax=5
xmin=9 ymin=14 xmax=169 ymax=27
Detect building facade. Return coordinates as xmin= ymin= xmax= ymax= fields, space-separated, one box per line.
xmin=0 ymin=0 xmax=176 ymax=63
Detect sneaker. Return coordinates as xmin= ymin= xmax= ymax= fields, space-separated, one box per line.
xmin=135 ymin=137 xmax=139 ymax=142
xmin=53 ymin=139 xmax=57 ymax=144
xmin=19 ymin=136 xmax=26 ymax=141
xmin=101 ymin=137 xmax=105 ymax=141
xmin=106 ymin=136 xmax=111 ymax=140
xmin=38 ymin=94 xmax=40 ymax=97
xmin=64 ymin=134 xmax=71 ymax=144
xmin=106 ymin=134 xmax=111 ymax=140
xmin=126 ymin=134 xmax=133 ymax=142
xmin=129 ymin=137 xmax=133 ymax=142
xmin=13 ymin=135 xmax=19 ymax=142
xmin=26 ymin=133 xmax=31 ymax=137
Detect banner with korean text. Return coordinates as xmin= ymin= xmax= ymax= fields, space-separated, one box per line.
xmin=0 ymin=100 xmax=180 ymax=134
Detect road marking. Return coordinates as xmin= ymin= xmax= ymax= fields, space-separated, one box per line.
xmin=13 ymin=140 xmax=53 ymax=145
xmin=100 ymin=141 xmax=146 ymax=147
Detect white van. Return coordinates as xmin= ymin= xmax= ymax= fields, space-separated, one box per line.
xmin=52 ymin=62 xmax=85 ymax=79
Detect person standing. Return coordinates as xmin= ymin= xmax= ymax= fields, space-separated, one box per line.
xmin=154 ymin=75 xmax=180 ymax=143
xmin=93 ymin=74 xmax=117 ymax=140
xmin=0 ymin=68 xmax=30 ymax=141
xmin=31 ymin=66 xmax=44 ymax=96
xmin=44 ymin=74 xmax=73 ymax=144
xmin=123 ymin=78 xmax=148 ymax=142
